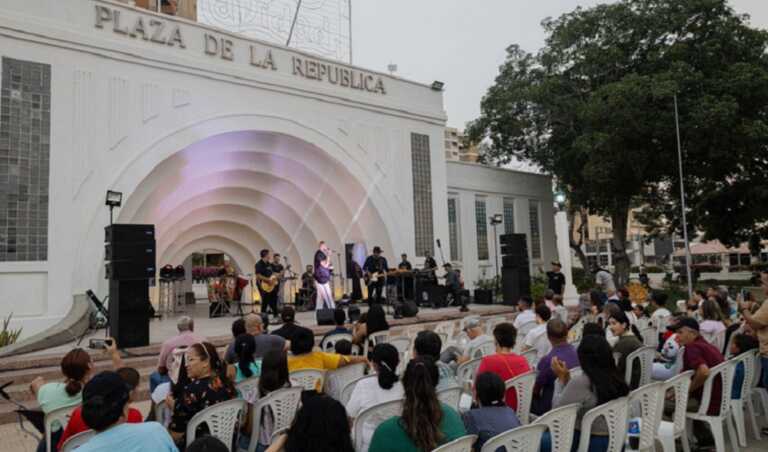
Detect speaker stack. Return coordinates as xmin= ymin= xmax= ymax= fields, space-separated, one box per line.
xmin=500 ymin=233 xmax=531 ymax=305
xmin=105 ymin=224 xmax=155 ymax=348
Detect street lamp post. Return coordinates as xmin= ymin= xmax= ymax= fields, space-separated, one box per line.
xmin=490 ymin=214 xmax=504 ymax=300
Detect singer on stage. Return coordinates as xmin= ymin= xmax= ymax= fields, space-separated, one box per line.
xmin=314 ymin=241 xmax=335 ymax=310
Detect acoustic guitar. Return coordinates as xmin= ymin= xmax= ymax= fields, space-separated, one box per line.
xmin=258 ymin=275 xmax=279 ymax=293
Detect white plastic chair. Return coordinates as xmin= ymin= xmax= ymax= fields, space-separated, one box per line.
xmin=435 ymin=321 xmax=457 ymax=339
xmin=504 ymin=371 xmax=536 ymax=424
xmin=433 ymin=434 xmax=478 ymax=452
xmin=456 ymin=357 xmax=482 ymax=390
xmin=323 ymin=362 xmax=366 ymax=402
xmin=628 ymin=382 xmax=666 ymax=452
xmin=639 ymin=327 xmax=658 ymax=349
xmin=467 ymin=337 xmax=495 ymax=359
xmin=522 ymin=348 xmax=538 ymax=369
xmin=730 ymin=350 xmax=761 ymax=446
xmin=352 ymin=399 xmax=403 ymax=452
xmin=532 ymin=403 xmax=580 ymax=452
xmin=320 ymin=332 xmax=353 ymax=352
xmin=59 ymin=429 xmax=95 ymax=452
xmin=701 ymin=329 xmax=726 ymax=352
xmin=289 ymin=368 xmax=325 ymax=391
xmin=684 ymin=360 xmax=739 ymax=452
xmin=517 ymin=320 xmax=537 ymax=339
xmin=577 ymin=397 xmax=629 ymax=452
xmin=749 ymin=351 xmax=768 ymax=424
xmin=363 ymin=331 xmax=391 ymax=357
xmin=186 ymin=398 xmax=246 ymax=451
xmin=657 ymin=370 xmax=694 ymax=452
xmin=236 ymin=376 xmax=260 ymax=404
xmin=625 ymin=346 xmax=655 ymax=388
xmin=247 ymin=387 xmax=303 ymax=452
xmin=480 ymin=423 xmax=547 ymax=452
xmin=484 ymin=316 xmax=507 ymax=336
xmin=437 ymin=386 xmax=463 ymax=412
xmin=636 ymin=318 xmax=651 ymax=331
xmin=340 ymin=374 xmax=377 ymax=407
xmin=388 ymin=336 xmax=412 ymax=355
xmin=45 ymin=403 xmax=79 ymax=452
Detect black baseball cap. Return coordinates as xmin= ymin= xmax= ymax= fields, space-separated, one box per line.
xmin=668 ymin=317 xmax=699 ymax=332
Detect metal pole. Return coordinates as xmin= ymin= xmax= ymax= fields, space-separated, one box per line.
xmin=348 ymin=0 xmax=353 ymax=64
xmin=286 ymin=0 xmax=303 ymax=46
xmin=492 ymin=223 xmax=500 ymax=298
xmin=674 ymin=94 xmax=694 ymax=299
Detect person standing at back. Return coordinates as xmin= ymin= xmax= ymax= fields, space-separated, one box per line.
xmin=546 ymin=261 xmax=565 ymax=296
xmin=739 ymin=268 xmax=768 ymax=436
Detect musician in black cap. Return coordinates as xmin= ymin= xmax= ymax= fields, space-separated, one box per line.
xmin=363 ymin=246 xmax=388 ymax=303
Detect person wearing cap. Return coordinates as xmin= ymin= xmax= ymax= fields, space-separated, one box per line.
xmin=439 ymin=316 xmax=492 ymax=369
xmin=363 ymin=246 xmax=389 ymax=303
xmin=75 ymin=371 xmax=177 ymax=451
xmin=667 ymin=317 xmax=724 ymax=449
xmin=272 ymin=306 xmax=302 ymax=343
xmin=546 ymin=261 xmax=565 ymax=296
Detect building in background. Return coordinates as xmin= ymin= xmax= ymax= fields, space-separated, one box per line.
xmin=444 ymin=127 xmax=479 ymax=162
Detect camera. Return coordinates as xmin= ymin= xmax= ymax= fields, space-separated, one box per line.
xmin=89 ymin=338 xmax=113 ymax=349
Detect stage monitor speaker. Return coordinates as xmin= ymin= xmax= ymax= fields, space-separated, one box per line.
xmin=345 ymin=243 xmax=355 ymax=279
xmin=108 ymin=279 xmax=150 ymax=347
xmin=105 ymin=241 xmax=156 ymax=264
xmin=316 ymin=308 xmax=335 ymax=326
xmin=501 ymin=267 xmax=531 ymax=305
xmin=105 ymin=224 xmax=155 ymax=243
xmin=105 ymin=260 xmax=156 ymax=280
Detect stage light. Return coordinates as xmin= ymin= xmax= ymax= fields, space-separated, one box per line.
xmin=105 ymin=190 xmax=123 ymax=207
xmin=555 ymin=193 xmax=566 ymax=204
xmin=490 ymin=214 xmax=503 ymax=225
xmin=431 ymin=80 xmax=445 ymax=91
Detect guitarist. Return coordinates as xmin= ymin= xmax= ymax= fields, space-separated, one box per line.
xmin=255 ymin=249 xmax=279 ymax=320
xmin=363 ymin=246 xmax=389 ymax=303
xmin=271 ymin=253 xmax=286 ymax=310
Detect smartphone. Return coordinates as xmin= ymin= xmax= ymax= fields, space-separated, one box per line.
xmin=88 ymin=338 xmax=113 ymax=349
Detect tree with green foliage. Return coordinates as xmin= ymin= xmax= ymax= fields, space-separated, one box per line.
xmin=467 ymin=0 xmax=768 ymax=286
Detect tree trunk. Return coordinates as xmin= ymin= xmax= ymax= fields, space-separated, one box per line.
xmin=568 ymin=207 xmax=590 ymax=271
xmin=610 ymin=208 xmax=631 ymax=287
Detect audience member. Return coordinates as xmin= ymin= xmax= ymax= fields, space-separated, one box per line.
xmin=321 ymin=308 xmax=352 ymax=345
xmin=245 ymin=350 xmax=292 ymax=452
xmin=513 ymin=297 xmax=535 ymax=330
xmin=440 ymin=316 xmax=491 ymax=368
xmin=551 ymin=294 xmax=568 ymax=324
xmin=346 ymin=343 xmax=404 ymax=452
xmin=532 ymin=319 xmax=579 ymax=415
xmin=651 ymin=331 xmax=681 ymax=381
xmin=649 ymin=292 xmax=671 ymax=325
xmin=272 ymin=307 xmax=302 ymax=342
xmin=413 ymin=330 xmax=459 ymax=390
xmin=730 ymin=333 xmax=759 ymax=400
xmin=268 ymin=395 xmax=354 ymax=452
xmin=224 ymin=314 xmax=286 ymax=364
xmin=368 ymin=357 xmax=466 ymax=452
xmin=286 ymin=326 xmax=367 ymax=379
xmin=543 ymin=289 xmax=556 ymax=311
xmin=352 ymin=304 xmax=390 ymax=352
xmin=76 ymin=371 xmax=177 ymax=451
xmin=699 ymin=298 xmax=727 ymax=338
xmin=334 ymin=339 xmax=353 ymax=355
xmin=152 ymin=316 xmax=205 ymax=391
xmin=739 ymin=269 xmax=768 ymax=422
xmin=186 ymin=435 xmax=228 ymax=452
xmin=523 ymin=304 xmax=553 ymax=360
xmin=168 ymin=342 xmax=236 ymax=446
xmin=476 ymin=323 xmax=530 ymax=409
xmin=608 ymin=311 xmax=642 ymax=388
xmin=581 ymin=322 xmax=605 ymax=338
xmin=226 ymin=334 xmax=261 ymax=384
xmin=549 ymin=334 xmax=629 ymax=452
xmin=462 ymin=372 xmax=521 ymax=452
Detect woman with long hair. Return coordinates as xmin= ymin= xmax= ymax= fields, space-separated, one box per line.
xmin=608 ymin=310 xmax=643 ymax=388
xmin=550 ymin=334 xmax=630 ymax=452
xmin=226 ymin=334 xmax=261 ymax=383
xmin=346 ymin=344 xmax=404 ymax=452
xmin=168 ymin=342 xmax=236 ymax=446
xmin=699 ymin=298 xmax=727 ymax=337
xmin=462 ymin=372 xmax=521 ymax=451
xmin=368 ymin=357 xmax=466 ymax=452
xmin=267 ymin=395 xmax=354 ymax=452
xmin=352 ymin=304 xmax=390 ymax=353
xmin=251 ymin=349 xmax=292 ymax=452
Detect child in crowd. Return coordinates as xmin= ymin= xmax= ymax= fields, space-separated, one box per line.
xmin=729 ymin=333 xmax=759 ymax=400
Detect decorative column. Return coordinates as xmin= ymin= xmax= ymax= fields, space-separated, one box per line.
xmin=554 ymin=198 xmax=579 ymax=307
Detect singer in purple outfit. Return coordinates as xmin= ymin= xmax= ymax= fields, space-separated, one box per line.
xmin=313 ymin=241 xmax=335 ymax=310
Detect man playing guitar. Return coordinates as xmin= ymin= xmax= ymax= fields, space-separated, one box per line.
xmin=363 ymin=246 xmax=389 ymax=303
xmin=314 ymin=241 xmax=335 ymax=310
xmin=271 ymin=253 xmax=286 ymax=310
xmin=255 ymin=249 xmax=279 ymax=320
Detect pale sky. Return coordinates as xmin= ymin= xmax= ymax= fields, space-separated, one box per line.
xmin=353 ymin=0 xmax=768 ymax=130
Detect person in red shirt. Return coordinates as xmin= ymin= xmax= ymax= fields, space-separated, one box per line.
xmin=57 ymin=367 xmax=143 ymax=449
xmin=475 ymin=322 xmax=530 ymax=409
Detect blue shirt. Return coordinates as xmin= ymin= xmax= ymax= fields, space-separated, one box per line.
xmin=462 ymin=405 xmax=521 ymax=452
xmin=76 ymin=422 xmax=178 ymax=452
xmin=732 ymin=361 xmax=744 ymax=400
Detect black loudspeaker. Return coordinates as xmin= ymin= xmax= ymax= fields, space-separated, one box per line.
xmin=108 ymin=279 xmax=150 ymax=347
xmin=316 ymin=308 xmax=335 ymax=326
xmin=105 ymin=242 xmax=156 ymax=265
xmin=105 ymin=261 xmax=156 ymax=280
xmin=105 ymin=224 xmax=155 ymax=243
xmin=399 ymin=300 xmax=419 ymax=317
xmin=416 ymin=282 xmax=446 ymax=308
xmin=345 ymin=243 xmax=355 ymax=279
xmin=502 ymin=254 xmax=528 ymax=268
xmin=474 ymin=289 xmax=493 ymax=305
xmin=500 ymin=233 xmax=529 ymax=272
xmin=501 ymin=267 xmax=531 ymax=305
xmin=347 ymin=305 xmax=361 ymax=322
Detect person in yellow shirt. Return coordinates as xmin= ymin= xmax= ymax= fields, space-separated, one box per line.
xmin=287 ymin=326 xmax=367 ymax=375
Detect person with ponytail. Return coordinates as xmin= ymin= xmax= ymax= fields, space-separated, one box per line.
xmin=368 ymin=357 xmax=466 ymax=452
xmin=607 ymin=310 xmax=643 ymax=389
xmin=346 ymin=343 xmax=404 ymax=452
xmin=462 ymin=372 xmax=521 ymax=451
xmin=168 ymin=342 xmax=236 ymax=446
xmin=226 ymin=333 xmax=262 ymax=383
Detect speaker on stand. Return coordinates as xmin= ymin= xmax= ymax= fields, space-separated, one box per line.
xmin=500 ymin=233 xmax=531 ymax=305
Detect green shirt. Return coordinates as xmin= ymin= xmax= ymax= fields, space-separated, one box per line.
xmin=37 ymin=382 xmax=81 ymax=414
xmin=368 ymin=403 xmax=467 ymax=452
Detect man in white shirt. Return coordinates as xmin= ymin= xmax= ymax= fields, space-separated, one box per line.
xmin=649 ymin=292 xmax=671 ymax=328
xmin=513 ymin=296 xmax=536 ymax=331
xmin=594 ymin=267 xmax=616 ymax=292
xmin=523 ymin=304 xmax=553 ymax=359
xmin=440 ymin=316 xmax=493 ymax=368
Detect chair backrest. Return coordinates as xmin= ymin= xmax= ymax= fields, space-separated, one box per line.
xmin=532 ymin=403 xmax=580 ymax=452
xmin=45 ymin=403 xmax=79 ymax=452
xmin=249 ymin=387 xmax=303 ymax=452
xmin=340 ymin=375 xmax=377 ymax=407
xmin=236 ymin=376 xmax=260 ymax=404
xmin=636 ymin=318 xmax=650 ymax=331
xmin=628 ymin=382 xmax=666 ymax=452
xmin=186 ymin=398 xmax=246 ymax=450
xmin=702 ymin=329 xmax=725 ymax=352
xmin=695 ymin=360 xmax=733 ymax=418
xmin=521 ymin=348 xmax=538 ymax=369
xmin=323 ymin=363 xmax=366 ymax=402
xmin=436 ymin=386 xmax=463 ymax=412
xmin=577 ymin=397 xmax=629 ymax=452
xmin=729 ymin=350 xmax=757 ymax=401
xmin=435 ymin=321 xmax=457 ymax=339
xmin=484 ymin=316 xmax=507 ymax=335
xmin=569 ymin=317 xmax=586 ymax=343
xmin=320 ymin=333 xmax=353 ymax=352
xmin=364 ymin=331 xmax=391 ymax=357
xmin=480 ymin=424 xmax=547 ymax=452
xmin=467 ymin=337 xmax=495 ymax=359
xmin=456 ymin=357 xmax=483 ymax=389
xmin=517 ymin=320 xmax=537 ymax=338
xmin=625 ymin=346 xmax=655 ymax=388
xmin=388 ymin=336 xmax=412 ymax=354
xmin=639 ymin=327 xmax=658 ymax=349
xmin=289 ymin=368 xmax=325 ymax=391
xmin=504 ymin=371 xmax=536 ymax=424
xmin=662 ymin=370 xmax=694 ymax=437
xmin=433 ymin=434 xmax=478 ymax=452
xmin=59 ymin=429 xmax=95 ymax=452
xmin=669 ymin=346 xmax=686 ymax=375
xmin=436 ymin=332 xmax=449 ymax=351
xmin=353 ymin=399 xmax=403 ymax=452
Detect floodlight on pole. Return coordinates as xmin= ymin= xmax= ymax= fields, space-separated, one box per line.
xmin=490 ymin=214 xmax=503 ymax=298
xmin=105 ymin=190 xmax=122 ymax=225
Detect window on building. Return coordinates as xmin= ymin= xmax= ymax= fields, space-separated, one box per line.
xmin=475 ymin=197 xmax=489 ymax=261
xmin=599 ymin=254 xmax=609 ymax=267
xmin=587 ymin=255 xmax=598 ymax=269
xmin=411 ymin=133 xmax=434 ymax=256
xmin=503 ymin=199 xmax=515 ymax=235
xmin=729 ymin=253 xmax=739 ymax=266
xmin=447 ymin=196 xmax=461 ymax=261
xmin=528 ymin=200 xmax=541 ymax=260
xmin=586 ymin=241 xmax=597 ymax=253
